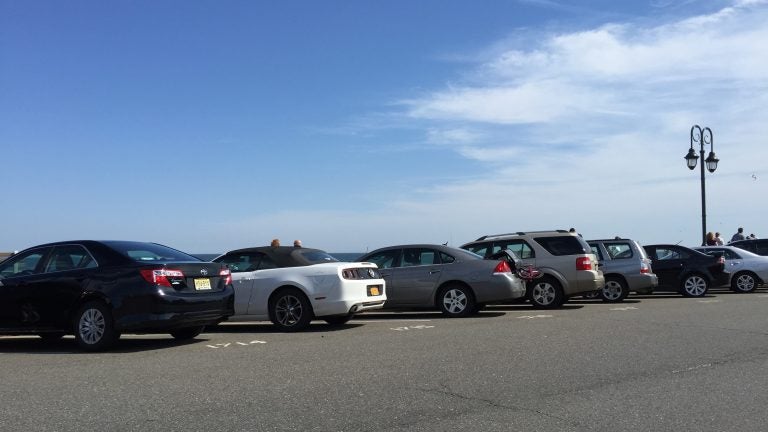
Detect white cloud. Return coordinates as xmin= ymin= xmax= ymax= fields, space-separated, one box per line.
xmin=201 ymin=1 xmax=768 ymax=252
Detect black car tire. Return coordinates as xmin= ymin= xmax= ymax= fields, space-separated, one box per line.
xmin=601 ymin=277 xmax=629 ymax=303
xmin=681 ymin=274 xmax=709 ymax=297
xmin=324 ymin=315 xmax=353 ymax=326
xmin=269 ymin=288 xmax=314 ymax=331
xmin=731 ymin=271 xmax=758 ymax=293
xmin=528 ymin=277 xmax=564 ymax=308
xmin=437 ymin=284 xmax=476 ymax=318
xmin=170 ymin=326 xmax=205 ymax=340
xmin=38 ymin=332 xmax=65 ymax=341
xmin=73 ymin=301 xmax=119 ymax=352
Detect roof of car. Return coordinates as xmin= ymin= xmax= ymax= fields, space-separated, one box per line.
xmin=218 ymin=246 xmax=336 ymax=267
xmin=471 ymin=230 xmax=571 ymax=242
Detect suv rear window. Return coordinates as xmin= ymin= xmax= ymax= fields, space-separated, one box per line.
xmin=534 ymin=236 xmax=588 ymax=256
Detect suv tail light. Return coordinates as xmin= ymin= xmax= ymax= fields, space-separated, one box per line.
xmin=140 ymin=269 xmax=184 ymax=287
xmin=493 ymin=260 xmax=511 ymax=273
xmin=640 ymin=262 xmax=650 ymax=274
xmin=220 ymin=268 xmax=232 ymax=285
xmin=576 ymin=257 xmax=593 ymax=271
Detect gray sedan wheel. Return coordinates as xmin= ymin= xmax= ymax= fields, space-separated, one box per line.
xmin=528 ymin=278 xmax=564 ymax=308
xmin=681 ymin=274 xmax=708 ymax=297
xmin=438 ymin=284 xmax=476 ymax=318
xmin=731 ymin=272 xmax=757 ymax=293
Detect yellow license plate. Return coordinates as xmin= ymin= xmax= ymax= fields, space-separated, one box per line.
xmin=194 ymin=278 xmax=212 ymax=290
xmin=368 ymin=285 xmax=381 ymax=296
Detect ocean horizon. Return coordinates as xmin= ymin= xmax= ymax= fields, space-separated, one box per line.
xmin=193 ymin=252 xmax=364 ymax=262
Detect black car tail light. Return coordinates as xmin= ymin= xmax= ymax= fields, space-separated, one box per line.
xmin=140 ymin=269 xmax=185 ymax=288
xmin=219 ymin=268 xmax=232 ymax=285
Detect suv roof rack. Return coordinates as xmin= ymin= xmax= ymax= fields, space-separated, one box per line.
xmin=475 ymin=230 xmax=570 ymax=241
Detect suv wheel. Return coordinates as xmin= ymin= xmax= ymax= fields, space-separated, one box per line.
xmin=601 ymin=277 xmax=629 ymax=303
xmin=528 ymin=277 xmax=564 ymax=308
xmin=437 ymin=284 xmax=476 ymax=317
xmin=681 ymin=274 xmax=708 ymax=297
xmin=731 ymin=271 xmax=757 ymax=293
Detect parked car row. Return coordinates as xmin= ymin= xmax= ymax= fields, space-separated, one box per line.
xmin=1 ymin=231 xmax=765 ymax=351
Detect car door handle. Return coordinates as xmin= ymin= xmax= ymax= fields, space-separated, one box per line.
xmin=429 ymin=270 xmax=441 ymax=275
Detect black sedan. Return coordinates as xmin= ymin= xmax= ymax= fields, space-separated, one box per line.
xmin=642 ymin=244 xmax=730 ymax=297
xmin=0 ymin=240 xmax=234 ymax=351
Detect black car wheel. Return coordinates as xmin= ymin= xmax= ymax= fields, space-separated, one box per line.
xmin=73 ymin=301 xmax=118 ymax=351
xmin=528 ymin=277 xmax=564 ymax=308
xmin=325 ymin=315 xmax=353 ymax=326
xmin=437 ymin=284 xmax=476 ymax=317
xmin=269 ymin=288 xmax=314 ymax=331
xmin=681 ymin=274 xmax=709 ymax=297
xmin=731 ymin=271 xmax=758 ymax=293
xmin=601 ymin=277 xmax=629 ymax=303
xmin=170 ymin=326 xmax=205 ymax=340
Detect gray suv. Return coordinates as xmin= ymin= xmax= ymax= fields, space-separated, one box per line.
xmin=461 ymin=230 xmax=604 ymax=308
xmin=587 ymin=238 xmax=658 ymax=302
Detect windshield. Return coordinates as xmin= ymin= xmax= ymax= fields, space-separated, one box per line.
xmin=103 ymin=241 xmax=201 ymax=262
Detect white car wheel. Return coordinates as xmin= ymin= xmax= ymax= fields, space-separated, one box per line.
xmin=438 ymin=285 xmax=475 ymax=317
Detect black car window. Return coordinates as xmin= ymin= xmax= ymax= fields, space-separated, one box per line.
xmin=655 ymin=247 xmax=689 ymax=260
xmin=0 ymin=249 xmax=49 ymax=278
xmin=756 ymin=240 xmax=768 ymax=255
xmin=494 ymin=240 xmax=535 ymax=259
xmin=604 ymin=242 xmax=632 ymax=259
xmin=215 ymin=254 xmax=260 ymax=273
xmin=439 ymin=252 xmax=455 ymax=264
xmin=534 ymin=236 xmax=587 ymax=256
xmin=258 ymin=255 xmax=278 ymax=270
xmin=45 ymin=245 xmax=98 ymax=273
xmin=105 ymin=242 xmax=200 ymax=262
xmin=296 ymin=250 xmax=339 ymax=264
xmin=364 ymin=250 xmax=401 ymax=269
xmin=402 ymin=248 xmax=438 ymax=267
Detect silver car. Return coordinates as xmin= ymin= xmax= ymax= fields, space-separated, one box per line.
xmin=588 ymin=238 xmax=658 ymax=302
xmin=358 ymin=244 xmax=526 ymax=317
xmin=693 ymin=246 xmax=768 ymax=293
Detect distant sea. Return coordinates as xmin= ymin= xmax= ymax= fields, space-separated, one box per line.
xmin=193 ymin=252 xmax=364 ymax=262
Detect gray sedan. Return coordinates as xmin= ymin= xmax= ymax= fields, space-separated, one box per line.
xmin=358 ymin=244 xmax=526 ymax=317
xmin=693 ymin=245 xmax=768 ymax=293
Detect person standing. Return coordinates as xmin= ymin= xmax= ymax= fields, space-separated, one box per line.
xmin=730 ymin=228 xmax=746 ymax=243
xmin=293 ymin=240 xmax=302 ymax=248
xmin=714 ymin=232 xmax=724 ymax=245
xmin=706 ymin=232 xmax=717 ymax=246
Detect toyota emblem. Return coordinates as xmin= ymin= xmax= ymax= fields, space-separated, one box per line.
xmin=200 ymin=269 xmax=208 ymax=276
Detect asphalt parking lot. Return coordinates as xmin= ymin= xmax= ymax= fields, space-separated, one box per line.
xmin=2 ymin=288 xmax=768 ymax=432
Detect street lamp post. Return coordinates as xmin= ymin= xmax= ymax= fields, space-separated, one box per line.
xmin=684 ymin=125 xmax=719 ymax=246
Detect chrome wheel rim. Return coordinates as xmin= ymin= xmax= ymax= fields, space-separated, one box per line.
xmin=442 ymin=289 xmax=467 ymax=314
xmin=275 ymin=295 xmax=303 ymax=326
xmin=736 ymin=274 xmax=755 ymax=292
xmin=78 ymin=308 xmax=105 ymax=345
xmin=684 ymin=276 xmax=707 ymax=296
xmin=532 ymin=283 xmax=556 ymax=305
xmin=603 ymin=281 xmax=623 ymax=301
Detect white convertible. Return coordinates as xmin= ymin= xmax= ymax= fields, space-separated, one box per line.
xmin=213 ymin=246 xmax=386 ymax=330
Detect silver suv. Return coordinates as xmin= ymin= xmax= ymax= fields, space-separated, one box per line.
xmin=587 ymin=238 xmax=658 ymax=302
xmin=460 ymin=230 xmax=604 ymax=308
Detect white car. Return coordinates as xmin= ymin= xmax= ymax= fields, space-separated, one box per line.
xmin=213 ymin=246 xmax=386 ymax=330
xmin=694 ymin=246 xmax=768 ymax=293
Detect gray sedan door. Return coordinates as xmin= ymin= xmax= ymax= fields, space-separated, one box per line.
xmin=389 ymin=248 xmax=443 ymax=306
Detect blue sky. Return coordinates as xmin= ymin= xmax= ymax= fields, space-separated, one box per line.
xmin=2 ymin=0 xmax=767 ymax=253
